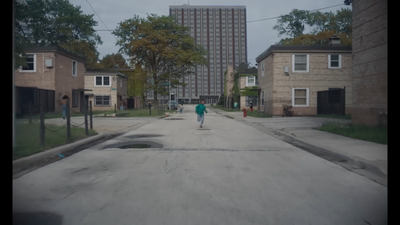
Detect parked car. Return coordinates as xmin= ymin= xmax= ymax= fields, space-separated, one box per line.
xmin=166 ymin=100 xmax=178 ymax=110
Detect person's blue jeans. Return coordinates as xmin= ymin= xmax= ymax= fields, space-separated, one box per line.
xmin=120 ymin=106 xmax=124 ymax=111
xmin=197 ymin=114 xmax=204 ymax=126
xmin=62 ymin=105 xmax=66 ymax=118
xmin=180 ymin=108 xmax=183 ymax=113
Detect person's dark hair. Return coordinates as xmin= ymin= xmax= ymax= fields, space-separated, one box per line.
xmin=200 ymin=99 xmax=204 ymax=102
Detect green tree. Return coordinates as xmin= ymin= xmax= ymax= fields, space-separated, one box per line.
xmin=273 ymin=8 xmax=352 ymax=45
xmin=14 ymin=0 xmax=102 ymax=69
xmin=113 ymin=14 xmax=208 ymax=101
xmin=100 ymin=53 xmax=130 ymax=69
xmin=280 ymin=30 xmax=352 ymax=45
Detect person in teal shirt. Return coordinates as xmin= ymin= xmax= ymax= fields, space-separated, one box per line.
xmin=195 ymin=99 xmax=208 ymax=128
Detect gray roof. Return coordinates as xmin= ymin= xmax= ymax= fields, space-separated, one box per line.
xmin=256 ymin=45 xmax=352 ymax=63
xmin=23 ymin=46 xmax=86 ymax=63
xmin=84 ymin=70 xmax=128 ymax=79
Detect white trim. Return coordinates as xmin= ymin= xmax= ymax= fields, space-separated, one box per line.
xmin=94 ymin=75 xmax=112 ymax=87
xmin=328 ymin=54 xmax=342 ymax=69
xmin=292 ymin=88 xmax=309 ymax=107
xmin=19 ymin=54 xmax=37 ymax=72
xmin=246 ymin=76 xmax=255 ymax=87
xmin=292 ymin=54 xmax=309 ymax=73
xmin=72 ymin=60 xmax=77 ymax=77
xmin=94 ymin=95 xmax=111 ymax=106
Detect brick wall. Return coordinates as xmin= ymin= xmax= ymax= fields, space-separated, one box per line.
xmin=258 ymin=51 xmax=352 ymax=116
xmin=84 ymin=73 xmax=118 ymax=111
xmin=15 ymin=52 xmax=56 ymax=90
xmin=54 ymin=53 xmax=85 ymax=113
xmin=257 ymin=55 xmax=274 ymax=114
xmin=352 ymin=0 xmax=387 ymax=126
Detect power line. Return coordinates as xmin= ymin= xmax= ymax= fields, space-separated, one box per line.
xmin=247 ymin=4 xmax=347 ymax=23
xmin=86 ymin=0 xmax=117 ymax=41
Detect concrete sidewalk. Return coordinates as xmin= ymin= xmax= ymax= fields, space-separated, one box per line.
xmin=13 ymin=116 xmax=164 ymax=178
xmin=210 ymin=107 xmax=387 ymax=186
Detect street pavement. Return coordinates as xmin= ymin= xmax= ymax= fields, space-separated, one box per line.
xmin=13 ymin=105 xmax=387 ymax=225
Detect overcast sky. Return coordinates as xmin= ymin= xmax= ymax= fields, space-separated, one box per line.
xmin=69 ymin=0 xmax=350 ymax=66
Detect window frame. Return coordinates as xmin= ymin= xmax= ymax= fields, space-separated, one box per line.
xmin=94 ymin=95 xmax=111 ymax=106
xmin=292 ymin=88 xmax=309 ymax=107
xmin=328 ymin=54 xmax=342 ymax=69
xmin=19 ymin=54 xmax=37 ymax=72
xmin=246 ymin=76 xmax=256 ymax=87
xmin=292 ymin=54 xmax=309 ymax=73
xmin=94 ymin=75 xmax=112 ymax=87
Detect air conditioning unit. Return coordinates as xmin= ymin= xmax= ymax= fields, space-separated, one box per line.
xmin=45 ymin=59 xmax=53 ymax=68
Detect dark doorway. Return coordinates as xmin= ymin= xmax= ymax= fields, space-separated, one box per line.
xmin=317 ymin=87 xmax=345 ymax=115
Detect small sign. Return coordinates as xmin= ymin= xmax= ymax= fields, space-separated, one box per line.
xmin=112 ymin=88 xmax=116 ymax=90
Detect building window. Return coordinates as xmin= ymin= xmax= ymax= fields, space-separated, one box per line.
xmin=94 ymin=96 xmax=111 ymax=106
xmin=292 ymin=54 xmax=309 ymax=73
xmin=245 ymin=96 xmax=257 ymax=106
xmin=94 ymin=76 xmax=111 ymax=87
xmin=292 ymin=88 xmax=309 ymax=107
xmin=71 ymin=89 xmax=79 ymax=107
xmin=20 ymin=54 xmax=36 ymax=72
xmin=72 ymin=60 xmax=77 ymax=77
xmin=328 ymin=54 xmax=342 ymax=69
xmin=246 ymin=76 xmax=256 ymax=86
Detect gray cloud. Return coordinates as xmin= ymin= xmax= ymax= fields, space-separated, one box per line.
xmin=70 ymin=0 xmax=350 ymax=65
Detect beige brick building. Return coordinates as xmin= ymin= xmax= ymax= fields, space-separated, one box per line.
xmin=345 ymin=0 xmax=387 ymax=126
xmin=14 ymin=46 xmax=86 ymax=115
xmin=255 ymin=39 xmax=352 ymax=116
xmin=84 ymin=70 xmax=128 ymax=111
xmin=238 ymin=75 xmax=258 ymax=111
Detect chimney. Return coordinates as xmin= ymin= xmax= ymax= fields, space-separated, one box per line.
xmin=329 ymin=35 xmax=341 ymax=46
xmin=114 ymin=64 xmax=119 ymax=69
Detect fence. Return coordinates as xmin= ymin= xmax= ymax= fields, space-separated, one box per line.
xmin=34 ymin=99 xmax=94 ymax=148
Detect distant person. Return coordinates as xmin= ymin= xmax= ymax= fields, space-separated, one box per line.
xmin=120 ymin=100 xmax=124 ymax=111
xmin=60 ymin=98 xmax=68 ymax=119
xmin=234 ymin=101 xmax=238 ymax=110
xmin=179 ymin=103 xmax=184 ymax=114
xmin=250 ymin=101 xmax=253 ymax=112
xmin=195 ymin=99 xmax=208 ymax=128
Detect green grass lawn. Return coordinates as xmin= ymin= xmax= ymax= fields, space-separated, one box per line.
xmin=17 ymin=110 xmax=115 ymax=120
xmin=313 ymin=114 xmax=352 ymax=120
xmin=314 ymin=122 xmax=387 ymax=145
xmin=116 ymin=108 xmax=176 ymax=117
xmin=210 ymin=105 xmax=239 ymax=112
xmin=13 ymin=122 xmax=98 ymax=160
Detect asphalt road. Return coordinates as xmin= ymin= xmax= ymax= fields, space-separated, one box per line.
xmin=13 ymin=105 xmax=387 ymax=225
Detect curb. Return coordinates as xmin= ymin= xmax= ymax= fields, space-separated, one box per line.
xmin=213 ymin=108 xmax=387 ymax=186
xmin=13 ymin=133 xmax=105 ymax=178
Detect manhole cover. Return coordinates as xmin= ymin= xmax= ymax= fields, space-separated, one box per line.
xmin=102 ymin=141 xmax=163 ymax=149
xmin=164 ymin=118 xmax=184 ymax=120
xmin=197 ymin=129 xmax=211 ymax=130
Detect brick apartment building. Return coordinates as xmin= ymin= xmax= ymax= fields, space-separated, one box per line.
xmin=14 ymin=46 xmax=87 ymax=116
xmin=345 ymin=0 xmax=387 ymax=126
